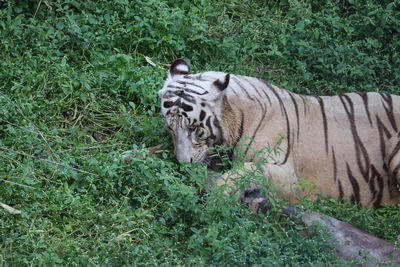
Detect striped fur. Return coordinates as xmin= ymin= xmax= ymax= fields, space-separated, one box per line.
xmin=159 ymin=59 xmax=400 ymax=208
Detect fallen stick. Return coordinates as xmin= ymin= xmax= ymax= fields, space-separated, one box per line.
xmin=0 ymin=178 xmax=34 ymax=189
xmin=0 ymin=202 xmax=22 ymax=215
xmin=243 ymin=191 xmax=400 ymax=265
xmin=301 ymin=211 xmax=400 ymax=265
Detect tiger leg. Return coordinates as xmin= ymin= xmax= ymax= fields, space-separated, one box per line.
xmin=212 ymin=162 xmax=301 ymax=213
xmin=385 ymin=132 xmax=400 ymax=191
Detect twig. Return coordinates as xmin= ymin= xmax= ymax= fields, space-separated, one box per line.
xmin=114 ymin=229 xmax=140 ymax=241
xmin=0 ymin=179 xmax=35 ymax=189
xmin=0 ymin=202 xmax=22 ymax=215
xmin=0 ymin=147 xmax=98 ymax=177
xmin=111 ymin=228 xmax=149 ymax=242
xmin=34 ymin=0 xmax=42 ymax=18
xmin=0 ymin=118 xmax=59 ymax=138
xmin=51 ymin=144 xmax=123 ymax=155
xmin=144 ymin=56 xmax=157 ymax=67
xmin=43 ymin=1 xmax=52 ymax=10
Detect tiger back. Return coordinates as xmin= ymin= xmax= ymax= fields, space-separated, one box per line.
xmin=158 ymin=59 xmax=400 ymax=208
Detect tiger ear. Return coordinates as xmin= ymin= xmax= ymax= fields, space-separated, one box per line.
xmin=214 ymin=74 xmax=230 ymax=91
xmin=169 ymin=59 xmax=190 ymax=76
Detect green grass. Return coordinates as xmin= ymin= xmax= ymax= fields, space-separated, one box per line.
xmin=1 ymin=0 xmax=399 ymax=265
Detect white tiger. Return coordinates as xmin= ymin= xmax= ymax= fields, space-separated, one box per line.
xmin=158 ymin=59 xmax=400 ymax=208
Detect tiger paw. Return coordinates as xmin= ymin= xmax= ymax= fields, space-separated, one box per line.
xmin=241 ymin=189 xmax=300 ymax=219
xmin=241 ymin=189 xmax=272 ymax=215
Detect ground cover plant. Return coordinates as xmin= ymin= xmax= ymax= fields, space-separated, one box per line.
xmin=1 ymin=0 xmax=399 ymax=265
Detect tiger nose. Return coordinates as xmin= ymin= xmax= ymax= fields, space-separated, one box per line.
xmin=175 ymin=151 xmax=192 ymax=163
xmin=177 ymin=157 xmax=193 ymax=163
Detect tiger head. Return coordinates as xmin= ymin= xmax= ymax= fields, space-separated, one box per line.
xmin=158 ymin=59 xmax=230 ymax=168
